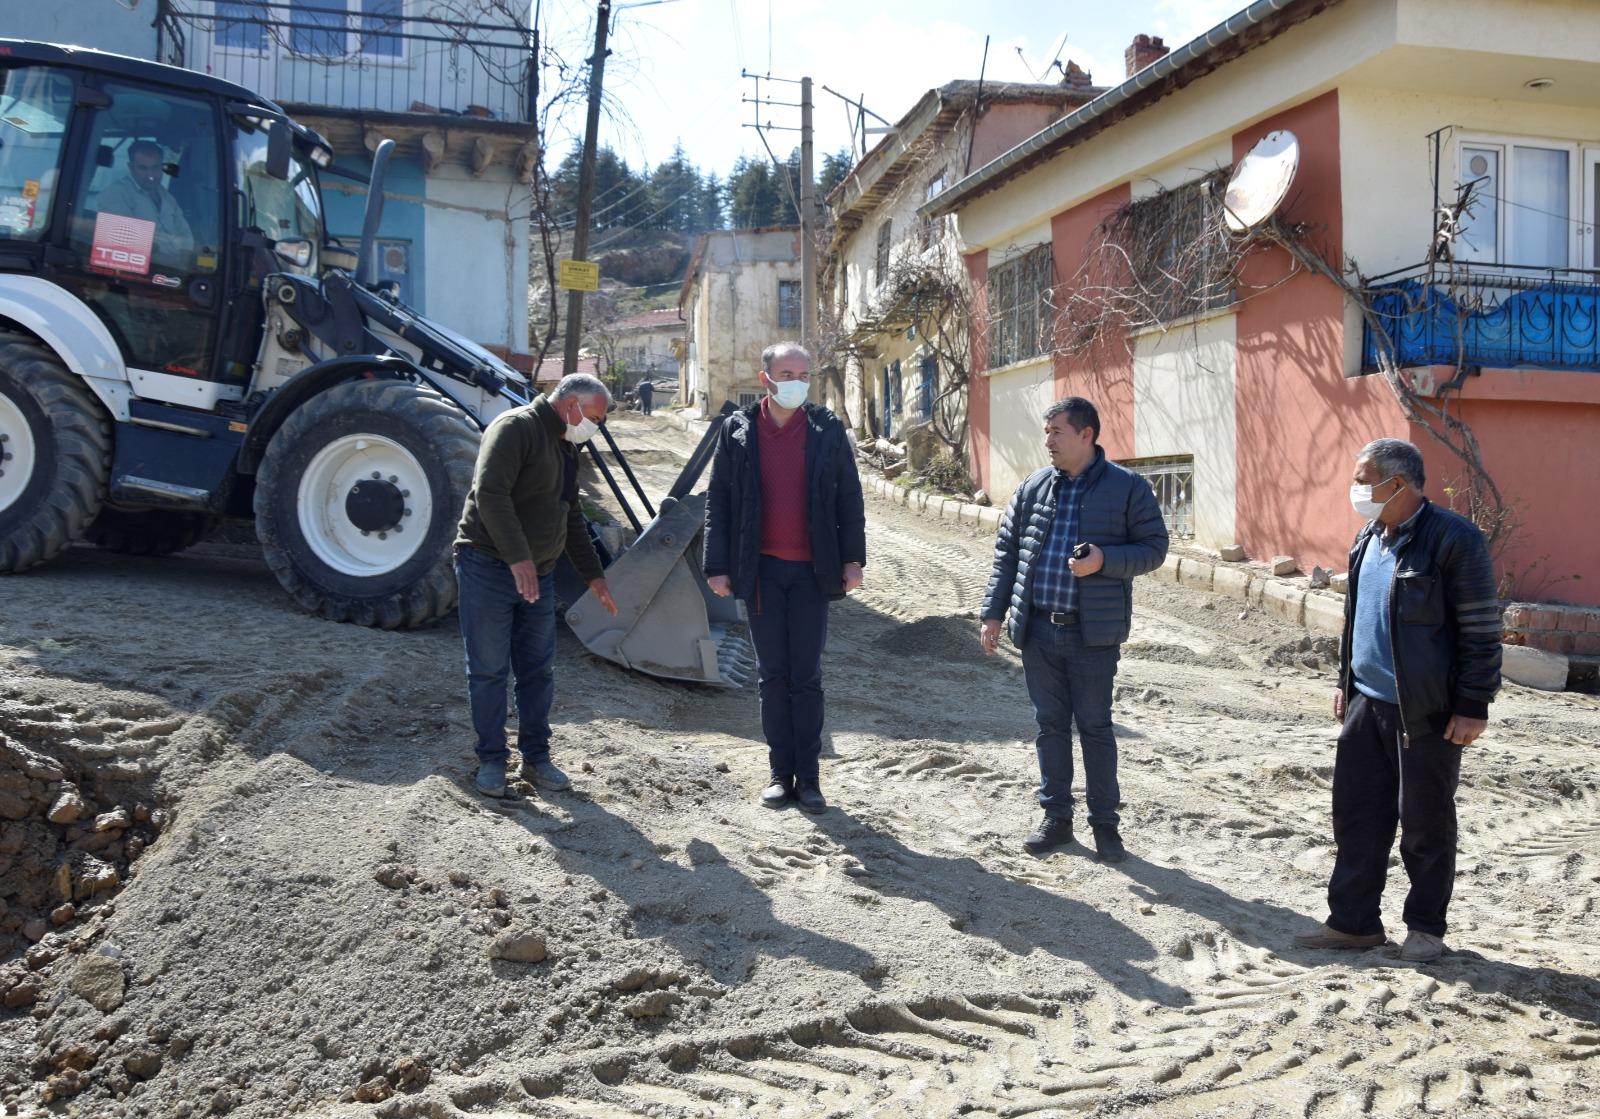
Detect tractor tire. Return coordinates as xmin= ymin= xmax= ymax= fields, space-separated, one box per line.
xmin=86 ymin=507 xmax=219 ymax=556
xmin=0 ymin=330 xmax=111 ymax=573
xmin=254 ymin=378 xmax=479 ymax=629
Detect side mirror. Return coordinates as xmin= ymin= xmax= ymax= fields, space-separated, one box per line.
xmin=266 ymin=118 xmax=292 ymax=181
xmin=272 ymin=238 xmax=312 ymax=267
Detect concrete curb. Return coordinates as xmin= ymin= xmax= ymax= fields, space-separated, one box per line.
xmin=858 ymin=467 xmax=1348 ymax=639
xmin=857 ymin=467 xmax=1575 ymax=690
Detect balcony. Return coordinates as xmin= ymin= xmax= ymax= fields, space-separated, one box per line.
xmin=1363 ymin=263 xmax=1600 ymax=374
xmin=155 ymin=1 xmax=535 ymax=125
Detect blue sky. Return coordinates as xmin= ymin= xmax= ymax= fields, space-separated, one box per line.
xmin=541 ymin=0 xmax=1245 ymax=174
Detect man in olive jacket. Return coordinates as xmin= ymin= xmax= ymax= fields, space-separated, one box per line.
xmin=1296 ymin=438 xmax=1501 ymax=963
xmin=704 ymin=342 xmax=866 ymax=814
xmin=455 ymin=374 xmax=617 ymax=798
xmin=981 ymin=397 xmax=1168 ymax=862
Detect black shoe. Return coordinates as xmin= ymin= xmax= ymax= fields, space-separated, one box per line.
xmin=761 ymin=775 xmax=793 ymax=809
xmin=794 ymin=777 xmax=827 ymax=814
xmin=1023 ymin=815 xmax=1073 ymax=854
xmin=1092 ymin=825 xmax=1127 ymax=863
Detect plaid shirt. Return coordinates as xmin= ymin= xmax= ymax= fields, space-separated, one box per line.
xmin=1030 ymin=469 xmax=1086 ymax=612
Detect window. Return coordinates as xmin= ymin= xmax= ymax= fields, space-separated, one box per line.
xmin=288 ymin=0 xmax=405 ymax=58
xmin=216 ymin=1 xmax=269 ymax=52
xmin=0 ymin=66 xmax=74 ymax=243
xmin=985 ymin=244 xmax=1054 ymax=368
xmin=921 ymin=173 xmax=946 ymax=252
xmin=1124 ymin=172 xmax=1232 ymax=324
xmin=875 ymin=220 xmax=892 ymax=286
xmin=778 ymin=279 xmax=801 ymax=330
xmin=1125 ymin=455 xmax=1194 ymax=539
xmin=737 ymin=390 xmax=760 ymax=408
xmin=1457 ymin=138 xmax=1585 ymax=268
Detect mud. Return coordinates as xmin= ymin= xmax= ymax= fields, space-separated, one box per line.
xmin=0 ymin=412 xmax=1596 ymax=1118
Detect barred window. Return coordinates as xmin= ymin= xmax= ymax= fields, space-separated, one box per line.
xmin=778 ymin=280 xmax=801 ymax=330
xmin=986 ymin=244 xmax=1055 ymax=368
xmin=1124 ymin=454 xmax=1195 ymax=539
xmin=1126 ymin=171 xmax=1233 ymax=323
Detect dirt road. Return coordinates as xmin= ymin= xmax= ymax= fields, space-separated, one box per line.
xmin=2 ymin=412 xmax=1597 ymax=1118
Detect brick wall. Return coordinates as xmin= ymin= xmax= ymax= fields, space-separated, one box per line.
xmin=1503 ymin=603 xmax=1600 ymax=656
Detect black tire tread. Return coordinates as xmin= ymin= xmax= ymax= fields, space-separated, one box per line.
xmin=253 ymin=378 xmax=479 ymax=629
xmin=0 ymin=329 xmax=112 ymax=573
xmin=86 ymin=507 xmax=220 ymax=556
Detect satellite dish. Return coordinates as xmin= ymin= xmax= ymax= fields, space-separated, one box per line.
xmin=1223 ymin=129 xmax=1299 ymax=233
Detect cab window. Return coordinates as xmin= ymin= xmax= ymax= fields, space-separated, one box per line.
xmin=0 ymin=66 xmax=74 ymax=242
xmin=233 ymin=119 xmax=323 ymax=274
xmin=69 ymin=80 xmax=222 ymax=277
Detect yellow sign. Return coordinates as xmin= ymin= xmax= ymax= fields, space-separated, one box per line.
xmin=559 ymin=259 xmax=600 ymax=292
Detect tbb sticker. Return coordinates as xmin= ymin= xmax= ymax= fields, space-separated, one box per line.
xmin=90 ymin=212 xmax=155 ymax=276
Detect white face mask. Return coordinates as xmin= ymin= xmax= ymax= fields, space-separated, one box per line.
xmin=767 ymin=377 xmax=810 ymax=409
xmin=564 ymin=416 xmax=600 ymax=444
xmin=1349 ymin=480 xmax=1397 ymax=521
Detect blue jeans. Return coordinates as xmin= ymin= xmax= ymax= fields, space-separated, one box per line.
xmin=455 ymin=546 xmax=556 ymax=767
xmin=747 ymin=554 xmax=829 ymax=781
xmin=1020 ymin=617 xmax=1123 ymax=826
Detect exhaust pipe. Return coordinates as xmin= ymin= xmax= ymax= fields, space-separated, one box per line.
xmin=356 ymin=138 xmax=394 ymax=289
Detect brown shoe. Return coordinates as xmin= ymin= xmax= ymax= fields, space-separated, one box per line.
xmin=1293 ymin=923 xmax=1385 ymax=950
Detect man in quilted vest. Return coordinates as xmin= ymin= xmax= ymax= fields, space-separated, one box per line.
xmin=980 ymin=397 xmax=1169 ymax=861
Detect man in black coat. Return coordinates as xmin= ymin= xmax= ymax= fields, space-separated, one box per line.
xmin=981 ymin=397 xmax=1169 ymax=861
xmin=704 ymin=342 xmax=866 ymax=813
xmin=1295 ymin=438 xmax=1501 ymax=963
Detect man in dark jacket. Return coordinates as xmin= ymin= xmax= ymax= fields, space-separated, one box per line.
xmin=455 ymin=374 xmax=618 ymax=799
xmin=1295 ymin=438 xmax=1501 ymax=963
xmin=704 ymin=341 xmax=866 ymax=814
xmin=981 ymin=397 xmax=1168 ymax=862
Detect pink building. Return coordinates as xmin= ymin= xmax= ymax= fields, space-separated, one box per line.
xmin=929 ymin=0 xmax=1600 ymax=650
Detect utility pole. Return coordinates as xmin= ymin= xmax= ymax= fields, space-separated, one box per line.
xmin=799 ymin=76 xmax=816 ymax=351
xmin=563 ymin=0 xmax=611 ymax=376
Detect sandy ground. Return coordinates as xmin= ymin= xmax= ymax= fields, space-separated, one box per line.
xmin=1 ymin=410 xmax=1598 ymax=1119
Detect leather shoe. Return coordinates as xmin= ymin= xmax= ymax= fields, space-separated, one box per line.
xmin=794 ymin=777 xmax=827 ymax=814
xmin=1091 ymin=825 xmax=1127 ymax=863
xmin=1399 ymin=930 xmax=1446 ymax=962
xmin=474 ymin=761 xmax=507 ymax=798
xmin=1023 ymin=815 xmax=1073 ymax=854
xmin=521 ymin=758 xmax=571 ymax=791
xmin=761 ymin=775 xmax=793 ymax=809
xmin=1293 ymin=922 xmax=1386 ymax=950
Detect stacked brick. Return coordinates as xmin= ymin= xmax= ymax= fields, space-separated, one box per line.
xmin=1502 ymin=603 xmax=1600 ymax=656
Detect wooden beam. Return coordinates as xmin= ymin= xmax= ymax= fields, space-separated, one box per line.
xmin=471 ymin=135 xmax=495 ymax=178
xmin=421 ymin=131 xmax=446 ymax=174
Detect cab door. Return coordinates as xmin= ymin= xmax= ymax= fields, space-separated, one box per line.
xmin=43 ymin=76 xmax=233 ymax=407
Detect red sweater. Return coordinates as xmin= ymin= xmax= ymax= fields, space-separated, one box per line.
xmin=757 ymin=399 xmax=811 ymax=561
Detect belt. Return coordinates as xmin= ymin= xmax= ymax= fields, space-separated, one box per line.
xmin=1031 ymin=607 xmax=1079 ymax=625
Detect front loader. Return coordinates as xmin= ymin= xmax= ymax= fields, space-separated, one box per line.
xmin=0 ymin=40 xmax=752 ymax=685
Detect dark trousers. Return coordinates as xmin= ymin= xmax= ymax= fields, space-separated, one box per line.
xmin=455 ymin=547 xmax=557 ymax=767
xmin=1328 ymin=692 xmax=1463 ymax=938
xmin=1020 ymin=616 xmax=1123 ymax=826
xmin=639 ymin=389 xmax=653 ymax=415
xmin=747 ymin=554 xmax=829 ymax=782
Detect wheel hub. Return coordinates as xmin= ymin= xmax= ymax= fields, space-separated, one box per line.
xmin=296 ymin=435 xmax=432 ymax=577
xmin=345 ymin=478 xmax=405 ymax=533
xmin=0 ymin=392 xmax=37 ymax=516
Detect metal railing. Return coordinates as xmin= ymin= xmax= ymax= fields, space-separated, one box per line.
xmin=1363 ymin=262 xmax=1600 ymax=372
xmin=155 ymin=0 xmax=535 ymax=124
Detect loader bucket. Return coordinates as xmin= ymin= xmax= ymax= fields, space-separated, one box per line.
xmin=564 ymin=493 xmax=755 ymax=687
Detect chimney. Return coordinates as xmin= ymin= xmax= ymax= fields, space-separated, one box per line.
xmin=1125 ymin=34 xmax=1169 ymax=78
xmin=1058 ymin=59 xmax=1095 ymax=94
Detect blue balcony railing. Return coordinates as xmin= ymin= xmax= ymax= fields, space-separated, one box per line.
xmin=1362 ymin=263 xmax=1600 ymax=373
